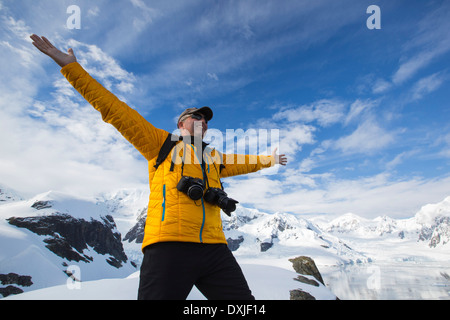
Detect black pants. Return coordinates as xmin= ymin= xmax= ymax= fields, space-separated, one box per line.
xmin=137 ymin=242 xmax=255 ymax=300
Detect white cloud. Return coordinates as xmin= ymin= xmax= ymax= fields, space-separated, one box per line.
xmin=2 ymin=15 xmax=31 ymax=41
xmin=130 ymin=0 xmax=161 ymax=31
xmin=372 ymin=78 xmax=391 ymax=94
xmin=279 ymin=124 xmax=316 ymax=156
xmin=392 ymin=2 xmax=450 ymax=85
xmin=87 ymin=7 xmax=100 ymax=17
xmin=207 ymin=72 xmax=219 ymax=81
xmin=224 ymin=176 xmax=284 ymax=207
xmin=344 ymin=99 xmax=378 ymax=125
xmin=226 ymin=171 xmax=450 ymax=219
xmin=393 ymin=51 xmax=438 ymax=85
xmin=67 ymin=39 xmax=136 ymax=94
xmin=333 ymin=119 xmax=395 ymax=155
xmin=0 ymin=103 xmax=148 ymax=198
xmin=273 ymin=99 xmax=345 ymax=127
xmin=0 ymin=20 xmax=147 ymax=197
xmin=409 ymin=72 xmax=446 ymax=101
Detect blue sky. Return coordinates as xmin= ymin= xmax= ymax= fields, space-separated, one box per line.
xmin=0 ymin=0 xmax=449 ymax=219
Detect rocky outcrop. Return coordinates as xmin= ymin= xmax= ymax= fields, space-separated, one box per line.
xmin=289 ymin=256 xmax=338 ymax=300
xmin=290 ymin=289 xmax=316 ymax=300
xmin=0 ymin=273 xmax=33 ymax=298
xmin=289 ymin=256 xmax=324 ymax=285
xmin=419 ymin=216 xmax=450 ymax=247
xmin=7 ymin=213 xmax=128 ymax=268
xmin=123 ymin=209 xmax=147 ymax=244
xmin=227 ymin=236 xmax=244 ymax=251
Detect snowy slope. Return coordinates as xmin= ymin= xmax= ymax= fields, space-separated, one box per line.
xmin=0 ymin=190 xmax=136 ymax=296
xmin=0 ymin=184 xmax=23 ymax=203
xmin=3 ymin=263 xmax=337 ymax=300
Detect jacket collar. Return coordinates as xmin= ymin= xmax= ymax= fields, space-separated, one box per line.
xmin=181 ymin=135 xmax=209 ymax=150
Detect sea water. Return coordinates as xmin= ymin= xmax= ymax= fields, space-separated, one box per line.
xmin=321 ymin=261 xmax=450 ymax=300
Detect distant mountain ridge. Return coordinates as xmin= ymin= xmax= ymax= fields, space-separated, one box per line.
xmin=323 ymin=196 xmax=450 ymax=248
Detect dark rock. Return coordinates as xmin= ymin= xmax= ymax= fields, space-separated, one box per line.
xmin=0 ymin=273 xmax=33 ymax=287
xmin=123 ymin=209 xmax=147 ymax=243
xmin=0 ymin=285 xmax=24 ymax=298
xmin=227 ymin=236 xmax=244 ymax=251
xmin=289 ymin=256 xmax=324 ymax=285
xmin=418 ymin=216 xmax=450 ymax=247
xmin=31 ymin=200 xmax=52 ymax=210
xmin=290 ymin=289 xmax=315 ymax=300
xmin=293 ymin=275 xmax=320 ymax=287
xmin=0 ymin=273 xmax=33 ymax=298
xmin=7 ymin=213 xmax=127 ymax=267
xmin=260 ymin=242 xmax=273 ymax=252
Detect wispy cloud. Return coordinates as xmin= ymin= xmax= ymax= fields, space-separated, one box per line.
xmin=273 ymin=99 xmax=346 ymax=127
xmin=391 ymin=2 xmax=449 ymax=86
xmin=409 ymin=72 xmax=446 ymax=101
xmin=334 ymin=119 xmax=395 ymax=155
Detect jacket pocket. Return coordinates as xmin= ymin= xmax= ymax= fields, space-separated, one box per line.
xmin=161 ymin=184 xmax=166 ymax=221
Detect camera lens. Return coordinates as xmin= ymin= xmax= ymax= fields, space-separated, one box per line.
xmin=177 ymin=176 xmax=205 ymax=201
xmin=204 ymin=188 xmax=238 ymax=216
xmin=187 ymin=184 xmax=204 ymax=200
xmin=218 ymin=196 xmax=237 ymax=214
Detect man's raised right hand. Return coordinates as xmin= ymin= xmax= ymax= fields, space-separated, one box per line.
xmin=30 ymin=34 xmax=77 ymax=68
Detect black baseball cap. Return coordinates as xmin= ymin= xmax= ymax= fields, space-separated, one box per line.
xmin=177 ymin=106 xmax=213 ymax=125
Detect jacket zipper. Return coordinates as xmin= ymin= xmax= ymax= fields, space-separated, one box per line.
xmin=190 ymin=144 xmax=206 ymax=243
xmin=161 ymin=184 xmax=166 ymax=221
xmin=199 ymin=197 xmax=205 ymax=243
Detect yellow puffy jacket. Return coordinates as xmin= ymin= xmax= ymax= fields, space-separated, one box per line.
xmin=61 ymin=62 xmax=275 ymax=250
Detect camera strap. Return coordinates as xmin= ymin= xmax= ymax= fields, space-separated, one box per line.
xmin=155 ymin=133 xmax=223 ymax=189
xmin=154 ymin=133 xmax=182 ymax=171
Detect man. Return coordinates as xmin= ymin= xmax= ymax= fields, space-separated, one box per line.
xmin=30 ymin=34 xmax=287 ymax=300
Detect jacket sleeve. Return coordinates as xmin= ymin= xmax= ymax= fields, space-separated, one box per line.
xmin=219 ymin=153 xmax=275 ymax=178
xmin=60 ymin=62 xmax=167 ymax=161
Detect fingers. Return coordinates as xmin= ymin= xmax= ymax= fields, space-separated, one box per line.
xmin=30 ymin=34 xmax=52 ymax=53
xmin=271 ymin=147 xmax=278 ymax=158
xmin=42 ymin=36 xmax=56 ymax=49
xmin=67 ymin=48 xmax=75 ymax=57
xmin=272 ymin=147 xmax=288 ymax=166
xmin=278 ymin=154 xmax=288 ymax=166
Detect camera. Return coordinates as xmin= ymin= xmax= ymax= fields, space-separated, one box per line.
xmin=204 ymin=187 xmax=239 ymax=216
xmin=176 ymin=176 xmax=205 ymax=200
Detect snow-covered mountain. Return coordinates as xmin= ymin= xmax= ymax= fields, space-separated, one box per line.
xmin=1 ymin=183 xmax=449 ymax=300
xmin=0 ymin=190 xmax=136 ymax=297
xmin=322 ymin=196 xmax=450 ymax=249
xmin=221 ymin=207 xmax=369 ymax=266
xmin=415 ymin=196 xmax=450 ymax=248
xmin=0 ymin=184 xmax=23 ymax=203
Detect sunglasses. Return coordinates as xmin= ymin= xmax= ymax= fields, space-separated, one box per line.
xmin=191 ymin=113 xmax=208 ymax=123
